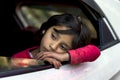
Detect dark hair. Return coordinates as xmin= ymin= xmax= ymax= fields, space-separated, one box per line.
xmin=36 ymin=13 xmax=91 ymax=49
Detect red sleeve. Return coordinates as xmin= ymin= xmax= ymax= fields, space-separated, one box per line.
xmin=12 ymin=49 xmax=31 ymax=59
xmin=12 ymin=46 xmax=39 ymax=59
xmin=68 ymin=45 xmax=100 ymax=64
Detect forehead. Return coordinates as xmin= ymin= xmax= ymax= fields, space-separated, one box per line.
xmin=51 ymin=26 xmax=74 ymax=46
xmin=51 ymin=25 xmax=70 ymax=30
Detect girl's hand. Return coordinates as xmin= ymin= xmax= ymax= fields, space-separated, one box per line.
xmin=34 ymin=52 xmax=69 ymax=62
xmin=33 ymin=52 xmax=69 ymax=69
xmin=43 ymin=57 xmax=62 ymax=69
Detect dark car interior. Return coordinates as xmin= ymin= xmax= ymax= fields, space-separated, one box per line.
xmin=0 ymin=0 xmax=100 ymax=57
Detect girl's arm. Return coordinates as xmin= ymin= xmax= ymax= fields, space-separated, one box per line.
xmin=68 ymin=44 xmax=100 ymax=64
xmin=37 ymin=44 xmax=100 ymax=65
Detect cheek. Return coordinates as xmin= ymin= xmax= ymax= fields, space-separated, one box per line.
xmin=40 ymin=36 xmax=47 ymax=46
xmin=40 ymin=34 xmax=51 ymax=47
xmin=56 ymin=49 xmax=66 ymax=53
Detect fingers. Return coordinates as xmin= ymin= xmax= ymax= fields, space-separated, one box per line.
xmin=39 ymin=52 xmax=69 ymax=62
xmin=44 ymin=58 xmax=62 ymax=69
xmin=33 ymin=52 xmax=63 ymax=69
xmin=33 ymin=51 xmax=45 ymax=60
xmin=34 ymin=52 xmax=55 ymax=60
xmin=38 ymin=52 xmax=52 ymax=60
xmin=40 ymin=52 xmax=62 ymax=61
xmin=34 ymin=51 xmax=69 ymax=62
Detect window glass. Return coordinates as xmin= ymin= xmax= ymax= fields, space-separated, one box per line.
xmin=80 ymin=2 xmax=119 ymax=50
xmin=98 ymin=18 xmax=119 ymax=50
xmin=0 ymin=56 xmax=51 ymax=77
xmin=0 ymin=3 xmax=97 ymax=77
xmin=18 ymin=4 xmax=97 ymax=39
xmin=20 ymin=5 xmax=82 ymax=28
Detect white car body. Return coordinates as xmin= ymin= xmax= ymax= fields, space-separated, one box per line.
xmin=1 ymin=0 xmax=120 ymax=80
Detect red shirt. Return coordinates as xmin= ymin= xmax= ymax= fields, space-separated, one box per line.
xmin=68 ymin=44 xmax=100 ymax=64
xmin=12 ymin=46 xmax=39 ymax=59
xmin=12 ymin=45 xmax=100 ymax=64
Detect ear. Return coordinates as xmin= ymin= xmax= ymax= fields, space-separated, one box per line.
xmin=77 ymin=16 xmax=82 ymax=22
xmin=42 ymin=30 xmax=46 ymax=34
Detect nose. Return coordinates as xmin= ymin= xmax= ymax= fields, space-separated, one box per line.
xmin=49 ymin=42 xmax=59 ymax=52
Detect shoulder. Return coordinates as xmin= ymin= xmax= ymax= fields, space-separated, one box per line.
xmin=12 ymin=46 xmax=39 ymax=58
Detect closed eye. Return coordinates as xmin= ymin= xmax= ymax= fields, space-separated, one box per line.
xmin=60 ymin=43 xmax=71 ymax=52
xmin=51 ymin=32 xmax=57 ymax=40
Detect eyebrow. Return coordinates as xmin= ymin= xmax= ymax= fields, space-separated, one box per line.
xmin=53 ymin=28 xmax=60 ymax=37
xmin=53 ymin=28 xmax=72 ymax=49
xmin=53 ymin=28 xmax=59 ymax=34
xmin=53 ymin=28 xmax=76 ymax=35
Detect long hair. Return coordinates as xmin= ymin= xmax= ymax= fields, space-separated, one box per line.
xmin=36 ymin=13 xmax=91 ymax=49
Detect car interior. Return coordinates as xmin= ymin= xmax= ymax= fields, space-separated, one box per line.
xmin=0 ymin=0 xmax=101 ymax=57
xmin=15 ymin=1 xmax=99 ymax=47
xmin=0 ymin=0 xmax=102 ymax=77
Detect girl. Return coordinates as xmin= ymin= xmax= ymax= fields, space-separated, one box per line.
xmin=12 ymin=13 xmax=100 ymax=69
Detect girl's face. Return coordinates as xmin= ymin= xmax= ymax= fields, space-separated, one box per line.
xmin=40 ymin=26 xmax=74 ymax=53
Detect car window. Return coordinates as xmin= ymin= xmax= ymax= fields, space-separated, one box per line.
xmin=98 ymin=18 xmax=119 ymax=50
xmin=15 ymin=0 xmax=119 ymax=51
xmin=1 ymin=0 xmax=119 ymax=78
xmin=0 ymin=56 xmax=53 ymax=77
xmin=0 ymin=1 xmax=99 ymax=77
xmin=16 ymin=2 xmax=97 ymax=39
xmin=20 ymin=5 xmax=81 ymax=29
xmin=80 ymin=0 xmax=119 ymax=50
